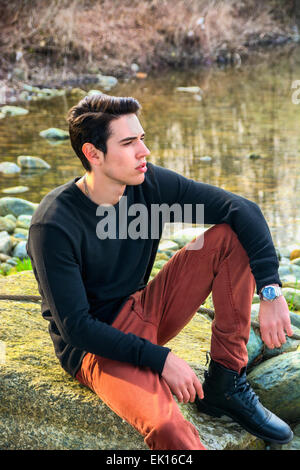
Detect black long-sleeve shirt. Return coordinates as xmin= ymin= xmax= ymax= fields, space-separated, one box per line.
xmin=26 ymin=163 xmax=281 ymax=377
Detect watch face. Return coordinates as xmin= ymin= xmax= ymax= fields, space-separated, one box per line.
xmin=263 ymin=286 xmax=276 ymax=300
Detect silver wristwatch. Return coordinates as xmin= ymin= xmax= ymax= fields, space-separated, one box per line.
xmin=259 ymin=285 xmax=282 ymax=302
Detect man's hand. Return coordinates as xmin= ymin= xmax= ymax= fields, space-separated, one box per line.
xmin=259 ymin=295 xmax=293 ymax=349
xmin=161 ymin=352 xmax=204 ymax=403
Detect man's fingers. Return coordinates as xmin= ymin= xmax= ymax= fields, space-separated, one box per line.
xmin=174 ymin=380 xmax=203 ymax=403
xmin=271 ymin=334 xmax=281 ymax=349
xmin=186 ymin=383 xmax=196 ymax=403
xmin=182 ymin=388 xmax=191 ymax=404
xmin=261 ymin=327 xmax=272 ymax=348
xmin=285 ymin=321 xmax=294 ymax=337
xmin=277 ymin=328 xmax=287 ymax=346
xmin=261 ymin=321 xmax=293 ymax=349
xmin=194 ymin=379 xmax=204 ymax=400
xmin=176 ymin=389 xmax=184 ymax=403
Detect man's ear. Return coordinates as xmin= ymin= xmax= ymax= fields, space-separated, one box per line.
xmin=82 ymin=143 xmax=104 ymax=167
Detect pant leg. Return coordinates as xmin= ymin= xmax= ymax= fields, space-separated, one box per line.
xmin=76 ymin=295 xmax=206 ymax=451
xmin=138 ymin=223 xmax=256 ymax=373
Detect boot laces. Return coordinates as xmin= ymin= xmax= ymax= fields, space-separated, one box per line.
xmin=230 ymin=374 xmax=259 ymax=408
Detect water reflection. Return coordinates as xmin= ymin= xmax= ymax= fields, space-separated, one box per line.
xmin=0 ymin=46 xmax=299 ymax=247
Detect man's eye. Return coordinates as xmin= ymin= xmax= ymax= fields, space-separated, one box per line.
xmin=123 ymin=138 xmax=145 ymax=146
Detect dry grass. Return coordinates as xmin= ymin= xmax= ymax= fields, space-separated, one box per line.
xmin=0 ymin=0 xmax=296 ymax=80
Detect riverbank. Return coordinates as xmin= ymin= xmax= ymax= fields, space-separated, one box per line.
xmin=1 ymin=0 xmax=300 ymax=104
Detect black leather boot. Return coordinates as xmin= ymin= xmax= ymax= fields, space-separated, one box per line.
xmin=195 ymin=358 xmax=293 ymax=444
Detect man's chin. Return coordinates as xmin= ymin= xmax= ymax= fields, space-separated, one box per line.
xmin=130 ymin=173 xmax=146 ymax=185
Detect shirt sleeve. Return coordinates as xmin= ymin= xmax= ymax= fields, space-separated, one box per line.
xmin=153 ymin=164 xmax=281 ymax=293
xmin=27 ymin=223 xmax=170 ymax=374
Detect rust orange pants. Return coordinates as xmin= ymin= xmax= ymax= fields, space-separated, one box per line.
xmin=76 ymin=223 xmax=256 ymax=450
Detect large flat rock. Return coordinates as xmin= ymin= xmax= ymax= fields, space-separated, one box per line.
xmin=0 ymin=271 xmax=260 ymax=450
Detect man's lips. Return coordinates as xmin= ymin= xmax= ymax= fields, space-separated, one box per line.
xmin=136 ymin=162 xmax=146 ymax=170
xmin=136 ymin=162 xmax=147 ymax=173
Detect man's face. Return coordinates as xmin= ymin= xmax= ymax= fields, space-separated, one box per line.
xmin=100 ymin=113 xmax=150 ymax=186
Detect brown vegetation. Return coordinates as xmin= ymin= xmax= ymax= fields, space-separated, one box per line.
xmin=0 ymin=0 xmax=299 ymax=83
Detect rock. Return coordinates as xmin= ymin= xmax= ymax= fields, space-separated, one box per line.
xmin=279 ymin=263 xmax=300 ymax=287
xmin=69 ymin=88 xmax=86 ymax=97
xmin=176 ymin=86 xmax=202 ymax=94
xmin=87 ymin=89 xmax=103 ymax=96
xmin=0 ymin=262 xmax=12 ymax=274
xmin=4 ymin=214 xmax=16 ymax=224
xmin=0 ymin=216 xmax=16 ymax=233
xmin=281 ymin=276 xmax=300 ymax=289
xmin=194 ymin=94 xmax=202 ymax=101
xmin=280 ymin=256 xmax=292 ymax=264
xmin=170 ymin=227 xmax=206 ymax=248
xmin=6 ymin=257 xmax=18 ymax=267
xmin=0 ymin=231 xmax=12 ymax=255
xmin=282 ymin=288 xmax=300 ymax=311
xmin=279 ymin=263 xmax=300 ymax=278
xmin=0 ymin=272 xmax=260 ymax=450
xmin=131 ymin=63 xmax=139 ymax=72
xmin=278 ymin=247 xmax=291 ymax=259
xmin=247 ymin=327 xmax=263 ymax=367
xmin=39 ymin=128 xmax=69 ymax=140
xmin=158 ymin=240 xmax=179 ymax=252
xmin=12 ymin=240 xmax=28 ymax=259
xmin=17 ymin=156 xmax=51 ymax=170
xmin=277 ymin=245 xmax=300 ymax=260
xmin=153 ymin=259 xmax=168 ymax=270
xmin=247 ymin=351 xmax=300 ymax=422
xmin=1 ymin=186 xmax=29 ymax=194
xmin=96 ymin=74 xmax=118 ymax=90
xmin=199 ymin=156 xmax=212 ymax=162
xmin=291 ymin=249 xmax=300 ymax=261
xmin=0 ymin=162 xmax=21 ymax=175
xmin=0 ymin=253 xmax=10 ymax=262
xmin=16 ymin=215 xmax=32 ymax=230
xmin=290 ymin=312 xmax=300 ymax=329
xmin=22 ymin=84 xmax=65 ymax=100
xmin=12 ymin=233 xmax=27 ymax=241
xmin=13 ymin=228 xmax=29 ymax=238
xmin=0 ymin=197 xmax=38 ymax=217
xmin=0 ymin=105 xmax=29 ymax=116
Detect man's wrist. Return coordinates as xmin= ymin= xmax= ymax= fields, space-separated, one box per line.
xmin=259 ymin=284 xmax=282 ymax=302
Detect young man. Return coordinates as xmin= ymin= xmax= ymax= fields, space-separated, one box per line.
xmin=27 ymin=94 xmax=294 ymax=450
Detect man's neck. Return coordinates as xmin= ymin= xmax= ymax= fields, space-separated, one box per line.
xmin=76 ymin=172 xmax=126 ymax=206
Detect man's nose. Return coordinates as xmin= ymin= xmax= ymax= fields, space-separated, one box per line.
xmin=137 ymin=140 xmax=150 ymax=156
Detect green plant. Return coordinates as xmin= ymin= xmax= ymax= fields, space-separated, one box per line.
xmin=286 ymin=277 xmax=299 ymax=312
xmin=15 ymin=257 xmax=32 ymax=272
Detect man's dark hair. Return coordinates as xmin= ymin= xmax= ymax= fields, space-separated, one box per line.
xmin=67 ymin=93 xmax=141 ymax=171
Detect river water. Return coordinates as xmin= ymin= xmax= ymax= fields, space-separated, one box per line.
xmin=0 ymin=47 xmax=299 ymax=249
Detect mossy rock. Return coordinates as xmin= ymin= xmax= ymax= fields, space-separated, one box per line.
xmin=39 ymin=128 xmax=69 ymax=140
xmin=17 ymin=156 xmax=51 ymax=170
xmin=0 ymin=271 xmax=260 ymax=450
xmin=0 ymin=197 xmax=38 ymax=217
xmin=0 ymin=105 xmax=29 ymax=116
xmin=248 ymin=351 xmax=300 ymax=423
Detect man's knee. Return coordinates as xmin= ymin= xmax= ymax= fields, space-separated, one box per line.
xmin=186 ymin=223 xmax=237 ymax=254
xmin=211 ymin=223 xmax=237 ymax=239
